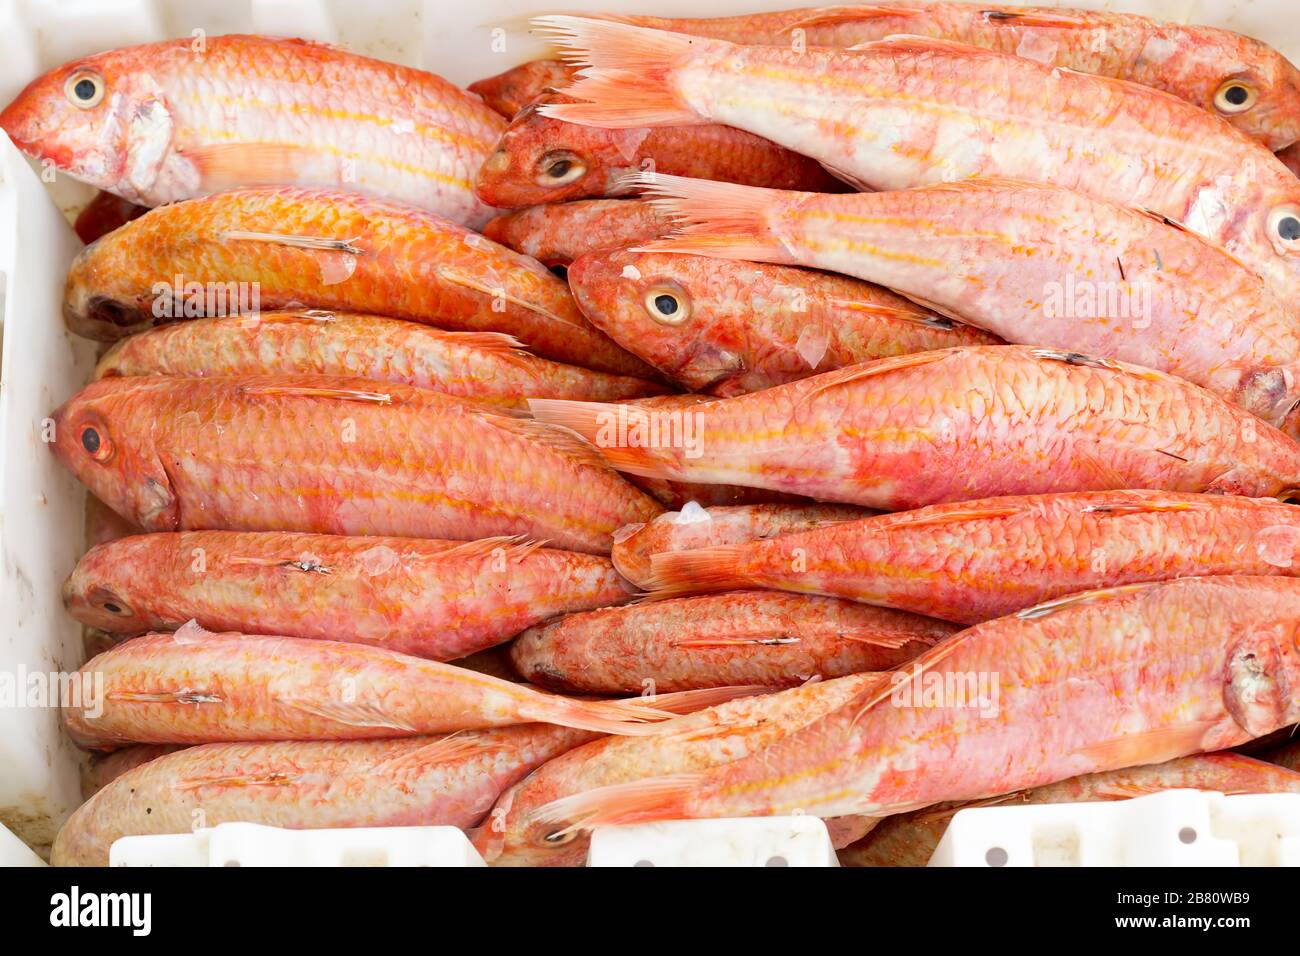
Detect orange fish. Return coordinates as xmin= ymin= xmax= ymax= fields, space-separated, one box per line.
xmin=0 ymin=35 xmax=504 ymax=226
xmin=569 ymin=247 xmax=1001 ymax=396
xmin=93 ymin=311 xmax=665 ymax=409
xmin=530 ymin=346 xmax=1300 ymax=511
xmin=483 ymin=199 xmax=671 ymax=270
xmin=538 ymin=17 xmax=1300 ymax=297
xmin=50 ymin=374 xmax=662 ymax=554
xmin=474 ymin=674 xmax=882 ymax=866
xmin=635 ymin=174 xmax=1300 ymax=430
xmin=509 ymin=590 xmax=949 ymax=693
xmin=61 ymin=185 xmax=652 ymax=377
xmin=648 ymin=491 xmax=1300 ymax=625
xmin=469 ymin=59 xmax=575 ymax=118
xmin=54 ymin=727 xmax=596 ymax=866
xmin=589 ymin=5 xmax=1300 ymax=150
xmin=612 ymin=502 xmax=869 ymax=588
xmin=475 ymin=92 xmax=846 ymax=208
xmin=531 ymin=576 xmax=1300 ymax=828
xmin=63 ymin=622 xmax=736 ymax=748
xmin=64 ymin=531 xmax=635 ymax=661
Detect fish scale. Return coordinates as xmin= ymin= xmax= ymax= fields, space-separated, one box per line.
xmin=0 ymin=35 xmax=504 ymax=225
xmin=50 ymin=374 xmax=662 ymax=554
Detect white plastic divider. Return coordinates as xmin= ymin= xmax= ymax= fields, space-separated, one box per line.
xmin=111 ymin=823 xmax=488 ymax=867
xmin=587 ymin=816 xmax=838 ymax=867
xmin=929 ymin=790 xmax=1300 ymax=867
xmin=0 ymin=821 xmax=48 ymax=866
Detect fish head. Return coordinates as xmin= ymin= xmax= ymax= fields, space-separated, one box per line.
xmin=569 ymin=249 xmax=748 ymax=392
xmin=62 ymin=536 xmax=160 ymax=634
xmin=1198 ymin=38 xmax=1300 ymax=152
xmin=470 ymin=778 xmax=591 ymax=867
xmin=0 ymin=47 xmax=173 ymax=198
xmin=467 ymin=59 xmax=575 ymax=119
xmin=63 ymin=239 xmax=158 ymax=341
xmin=51 ymin=379 xmax=178 ymax=531
xmin=474 ymin=95 xmax=642 ymax=208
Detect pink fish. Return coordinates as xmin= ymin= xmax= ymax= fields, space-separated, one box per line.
xmin=531 ymin=576 xmax=1300 ymax=828
xmin=537 ymin=16 xmax=1300 ymax=297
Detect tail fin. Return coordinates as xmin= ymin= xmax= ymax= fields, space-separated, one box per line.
xmin=535 ymin=694 xmax=677 ymax=737
xmin=526 ymin=398 xmax=687 ymax=479
xmin=644 ymin=544 xmax=752 ymax=597
xmin=643 ymin=684 xmax=770 ymax=714
xmin=627 ymin=172 xmax=797 ymax=263
xmin=529 ymin=772 xmax=703 ymax=831
xmin=532 ymin=15 xmax=707 ymax=127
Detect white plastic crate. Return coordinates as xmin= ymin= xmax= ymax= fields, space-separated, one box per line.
xmin=3 ymin=0 xmax=1300 ymax=865
xmin=110 ymin=822 xmax=487 ymax=867
xmin=588 ymin=816 xmax=838 ymax=867
xmin=930 ymin=790 xmax=1300 ymax=867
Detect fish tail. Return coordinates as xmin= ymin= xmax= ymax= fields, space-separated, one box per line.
xmin=645 ymin=684 xmax=769 ymax=713
xmin=526 ymin=398 xmax=688 ymax=479
xmin=645 ymin=545 xmax=751 ymax=597
xmin=537 ymin=695 xmax=678 ymax=736
xmin=628 ymin=172 xmax=796 ymax=263
xmin=530 ymin=773 xmax=704 ymax=831
xmin=533 ymin=15 xmax=707 ymax=127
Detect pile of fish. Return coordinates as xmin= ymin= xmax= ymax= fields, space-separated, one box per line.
xmin=7 ymin=5 xmax=1300 ymax=867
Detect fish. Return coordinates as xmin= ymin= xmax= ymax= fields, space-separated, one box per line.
xmin=509 ymin=590 xmax=949 ymax=693
xmin=530 ymin=575 xmax=1300 ymax=829
xmin=50 ymin=373 xmax=662 ymax=554
xmin=537 ymin=17 xmax=1300 ymax=297
xmin=620 ymin=393 xmax=817 ymax=509
xmin=590 ymin=4 xmax=1300 ymax=150
xmin=474 ymin=91 xmax=846 ymax=209
xmin=53 ymin=726 xmax=595 ymax=866
xmin=92 ymin=311 xmax=666 ymax=409
xmin=839 ymin=752 xmax=1300 ymax=867
xmin=647 ymin=491 xmax=1300 ymax=625
xmin=85 ymin=494 xmax=140 ymax=547
xmin=482 ymin=199 xmax=671 ymax=270
xmin=474 ymin=673 xmax=882 ymax=866
xmin=469 ymin=59 xmax=576 ymax=118
xmin=612 ymin=501 xmax=868 ymax=588
xmin=61 ymin=185 xmax=653 ymax=377
xmin=529 ymin=346 xmax=1300 ymax=511
xmin=62 ymin=621 xmax=750 ymax=748
xmin=63 ymin=531 xmax=635 ymax=660
xmin=634 ymin=174 xmax=1300 ymax=429
xmin=0 ymin=34 xmax=504 ymax=227
xmin=81 ymin=744 xmax=185 ymax=800
xmin=73 ymin=191 xmax=147 ymax=245
xmin=568 ymin=248 xmax=1002 ymax=396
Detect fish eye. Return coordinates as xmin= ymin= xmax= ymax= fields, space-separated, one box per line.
xmin=64 ymin=71 xmax=105 ymax=109
xmin=642 ymin=284 xmax=691 ymax=326
xmin=1213 ymin=79 xmax=1257 ymax=115
xmin=541 ymin=828 xmax=576 ymax=846
xmin=98 ymin=595 xmax=129 ymax=616
xmin=1268 ymin=204 xmax=1300 ymax=249
xmin=79 ymin=424 xmax=114 ymax=462
xmin=536 ymin=150 xmax=586 ymax=187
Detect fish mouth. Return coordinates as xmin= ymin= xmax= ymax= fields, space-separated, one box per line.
xmin=65 ymin=296 xmax=147 ymax=341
